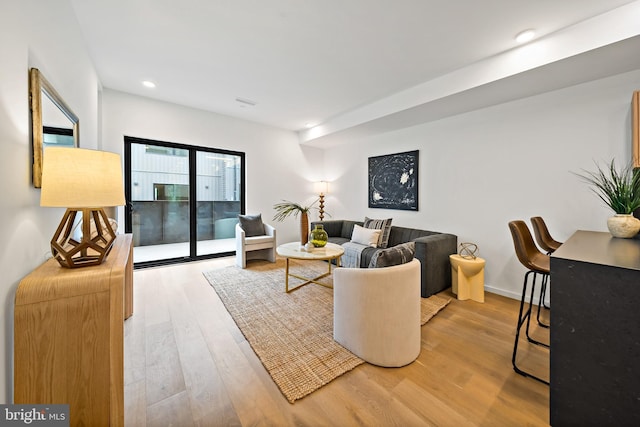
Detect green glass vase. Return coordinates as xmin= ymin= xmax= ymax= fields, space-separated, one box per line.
xmin=309 ymin=224 xmax=328 ymax=248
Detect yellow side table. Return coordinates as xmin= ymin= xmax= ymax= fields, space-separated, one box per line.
xmin=449 ymin=254 xmax=486 ymax=303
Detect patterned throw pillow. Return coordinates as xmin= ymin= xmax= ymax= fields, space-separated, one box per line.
xmin=238 ymin=214 xmax=265 ymax=237
xmin=363 ymin=217 xmax=393 ymax=248
xmin=368 ymin=241 xmax=416 ymax=268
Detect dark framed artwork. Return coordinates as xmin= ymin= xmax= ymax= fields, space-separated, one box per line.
xmin=368 ymin=150 xmax=419 ymax=210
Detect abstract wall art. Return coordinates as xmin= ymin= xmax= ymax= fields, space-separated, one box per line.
xmin=368 ymin=150 xmax=418 ymax=210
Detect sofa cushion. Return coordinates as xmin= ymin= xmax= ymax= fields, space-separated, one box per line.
xmin=364 ymin=217 xmax=393 ymax=248
xmin=245 ymin=234 xmax=274 ymax=245
xmin=341 ymin=220 xmax=361 ymax=239
xmin=238 ymin=214 xmax=265 ymax=237
xmin=360 ymin=246 xmax=379 ymax=268
xmin=327 ymin=236 xmax=349 ymax=246
xmin=368 ymin=242 xmax=416 ymax=268
xmin=387 ymin=225 xmax=434 ymax=247
xmin=351 ymin=224 xmax=382 ymax=247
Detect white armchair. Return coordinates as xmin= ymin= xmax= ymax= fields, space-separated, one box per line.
xmin=235 ymin=222 xmax=276 ymax=268
xmin=333 ymin=258 xmax=421 ymax=367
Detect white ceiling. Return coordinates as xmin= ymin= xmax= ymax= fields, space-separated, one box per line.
xmin=70 ymin=0 xmax=639 ymax=141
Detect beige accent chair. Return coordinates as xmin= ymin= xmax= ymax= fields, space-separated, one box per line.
xmin=333 ymin=258 xmax=421 ymax=367
xmin=235 ymin=222 xmax=276 ymax=268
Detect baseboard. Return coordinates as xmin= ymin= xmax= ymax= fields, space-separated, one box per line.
xmin=484 ymin=285 xmax=550 ymax=307
xmin=484 ymin=285 xmax=519 ymax=300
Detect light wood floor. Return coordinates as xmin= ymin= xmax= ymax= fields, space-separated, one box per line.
xmin=124 ymin=256 xmax=550 ymax=426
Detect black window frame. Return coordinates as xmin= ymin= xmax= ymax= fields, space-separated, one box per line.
xmin=124 ymin=135 xmax=246 ymax=269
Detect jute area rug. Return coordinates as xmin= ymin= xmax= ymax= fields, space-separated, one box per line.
xmin=203 ymin=259 xmax=450 ymax=403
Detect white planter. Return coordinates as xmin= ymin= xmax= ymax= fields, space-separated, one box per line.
xmin=607 ymin=214 xmax=640 ymax=238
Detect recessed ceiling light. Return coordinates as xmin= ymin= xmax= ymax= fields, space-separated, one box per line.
xmin=305 ymin=122 xmax=315 ymax=129
xmin=515 ymin=29 xmax=536 ymax=44
xmin=142 ymin=80 xmax=156 ymax=88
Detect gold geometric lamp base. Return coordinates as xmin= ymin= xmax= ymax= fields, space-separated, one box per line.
xmin=51 ymin=208 xmax=117 ymax=268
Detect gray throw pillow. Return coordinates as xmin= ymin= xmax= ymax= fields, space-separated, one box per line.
xmin=238 ymin=214 xmax=265 ymax=237
xmin=368 ymin=241 xmax=415 ymax=268
xmin=364 ymin=216 xmax=392 ymax=248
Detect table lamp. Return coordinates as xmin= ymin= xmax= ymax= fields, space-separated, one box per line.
xmin=314 ymin=181 xmax=329 ymax=220
xmin=40 ymin=147 xmax=126 ymax=268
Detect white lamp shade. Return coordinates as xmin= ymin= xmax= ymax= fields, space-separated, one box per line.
xmin=40 ymin=147 xmax=126 ymax=208
xmin=314 ymin=181 xmax=329 ymax=195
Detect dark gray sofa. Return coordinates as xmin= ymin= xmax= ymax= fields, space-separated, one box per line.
xmin=311 ymin=219 xmax=457 ymax=298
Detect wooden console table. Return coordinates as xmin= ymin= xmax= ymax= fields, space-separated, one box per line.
xmin=550 ymin=230 xmax=640 ymax=425
xmin=14 ymin=234 xmax=133 ymax=427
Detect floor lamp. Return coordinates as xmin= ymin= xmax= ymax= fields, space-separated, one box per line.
xmin=40 ymin=147 xmax=126 ymax=268
xmin=314 ymin=181 xmax=329 ymax=220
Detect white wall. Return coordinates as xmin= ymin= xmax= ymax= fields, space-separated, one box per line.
xmin=325 ymin=69 xmax=640 ymax=299
xmin=105 ymin=69 xmax=638 ymax=304
xmin=101 ymin=89 xmax=324 ymax=242
xmin=0 ymin=0 xmax=101 ymax=402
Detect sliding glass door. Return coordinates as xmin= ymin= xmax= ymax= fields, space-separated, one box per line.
xmin=124 ymin=136 xmax=244 ymax=266
xmin=195 ymin=151 xmax=242 ymax=256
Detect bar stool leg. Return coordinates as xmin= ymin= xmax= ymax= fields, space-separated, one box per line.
xmin=536 ymin=274 xmax=550 ymax=328
xmin=525 ymin=272 xmax=550 ymax=347
xmin=542 ymin=248 xmax=553 ymax=310
xmin=512 ymin=270 xmax=550 ymax=385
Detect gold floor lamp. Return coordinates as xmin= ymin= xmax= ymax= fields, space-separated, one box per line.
xmin=314 ymin=181 xmax=329 ymax=220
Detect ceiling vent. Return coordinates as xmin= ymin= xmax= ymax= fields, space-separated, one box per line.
xmin=235 ymin=97 xmax=257 ymax=107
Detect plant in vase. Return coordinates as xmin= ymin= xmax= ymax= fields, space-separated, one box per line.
xmin=574 ymin=159 xmax=640 ymax=238
xmin=273 ymin=199 xmax=321 ymax=246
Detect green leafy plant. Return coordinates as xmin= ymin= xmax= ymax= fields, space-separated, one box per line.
xmin=574 ymin=160 xmax=640 ymax=214
xmin=272 ymin=199 xmax=319 ymax=221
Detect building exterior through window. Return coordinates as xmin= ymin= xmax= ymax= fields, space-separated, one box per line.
xmin=125 ymin=137 xmax=244 ymax=266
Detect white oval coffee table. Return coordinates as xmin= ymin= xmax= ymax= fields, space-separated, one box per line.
xmin=276 ymin=242 xmax=345 ymax=292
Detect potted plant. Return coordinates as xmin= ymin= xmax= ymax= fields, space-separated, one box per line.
xmin=272 ymin=199 xmax=320 ymax=245
xmin=574 ymin=159 xmax=640 ymax=238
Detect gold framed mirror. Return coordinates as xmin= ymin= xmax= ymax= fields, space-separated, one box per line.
xmin=30 ymin=68 xmax=79 ymax=188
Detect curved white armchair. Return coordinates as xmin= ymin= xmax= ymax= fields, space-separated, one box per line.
xmin=333 ymin=258 xmax=421 ymax=367
xmin=235 ymin=222 xmax=276 ymax=268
